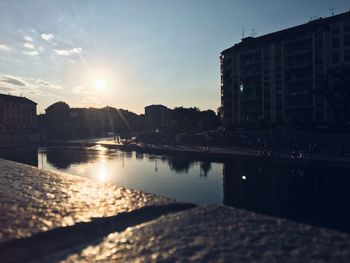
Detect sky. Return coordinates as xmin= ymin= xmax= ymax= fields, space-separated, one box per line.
xmin=0 ymin=0 xmax=349 ymax=114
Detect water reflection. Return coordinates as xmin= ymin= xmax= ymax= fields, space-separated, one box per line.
xmin=200 ymin=161 xmax=212 ymax=177
xmin=44 ymin=147 xmax=206 ymax=176
xmin=0 ymin=146 xmax=38 ymax=166
xmin=223 ymin=160 xmax=350 ymax=233
xmin=97 ymin=161 xmax=107 ymax=183
xmin=167 ymin=156 xmax=196 ymax=174
xmin=37 ymin=147 xmax=223 ymax=206
xmin=2 ymin=146 xmax=350 ymax=233
xmin=45 ymin=147 xmax=94 ymax=169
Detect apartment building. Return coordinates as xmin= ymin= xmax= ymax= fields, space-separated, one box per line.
xmin=0 ymin=94 xmax=37 ymax=132
xmin=220 ymin=11 xmax=350 ymax=127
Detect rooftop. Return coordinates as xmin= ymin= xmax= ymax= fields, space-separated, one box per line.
xmin=0 ymin=93 xmax=37 ymax=105
xmin=221 ymin=10 xmax=350 ymax=55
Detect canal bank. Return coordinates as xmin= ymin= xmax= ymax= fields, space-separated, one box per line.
xmin=0 ymin=158 xmax=349 ymax=262
xmin=48 ymin=138 xmax=350 ymax=168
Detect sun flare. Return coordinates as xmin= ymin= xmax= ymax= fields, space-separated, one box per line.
xmin=94 ymin=78 xmax=107 ymax=90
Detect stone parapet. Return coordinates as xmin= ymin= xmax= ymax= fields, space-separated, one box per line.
xmin=0 ymin=158 xmax=349 ymax=262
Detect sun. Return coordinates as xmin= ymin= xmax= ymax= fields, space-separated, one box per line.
xmin=94 ymin=78 xmax=107 ymax=90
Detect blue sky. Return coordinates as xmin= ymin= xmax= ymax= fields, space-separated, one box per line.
xmin=0 ymin=0 xmax=349 ymax=114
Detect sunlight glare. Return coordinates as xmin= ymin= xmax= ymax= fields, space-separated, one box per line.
xmin=98 ymin=163 xmax=107 ymax=183
xmin=94 ymin=78 xmax=107 ymax=90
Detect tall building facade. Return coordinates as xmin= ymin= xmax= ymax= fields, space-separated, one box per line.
xmin=220 ymin=11 xmax=350 ymax=126
xmin=0 ymin=94 xmax=37 ymax=132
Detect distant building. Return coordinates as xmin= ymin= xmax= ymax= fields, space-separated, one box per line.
xmin=0 ymin=94 xmax=37 ymax=132
xmin=220 ymin=11 xmax=350 ymax=127
xmin=145 ymin=104 xmax=169 ymax=130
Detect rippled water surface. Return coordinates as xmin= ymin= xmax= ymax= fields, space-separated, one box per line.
xmin=2 ymin=146 xmax=350 ymax=233
xmin=38 ymin=146 xmax=224 ymax=205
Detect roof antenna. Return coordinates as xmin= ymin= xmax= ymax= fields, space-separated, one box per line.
xmin=242 ymin=27 xmax=245 ymax=39
xmin=250 ymin=28 xmax=257 ymax=37
xmin=330 ymin=8 xmax=337 ymax=16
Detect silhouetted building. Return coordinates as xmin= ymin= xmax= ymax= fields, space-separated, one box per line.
xmin=0 ymin=94 xmax=37 ymax=132
xmin=220 ymin=11 xmax=350 ymax=126
xmin=145 ymin=104 xmax=169 ymax=130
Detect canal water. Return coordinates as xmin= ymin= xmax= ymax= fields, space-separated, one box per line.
xmin=2 ymin=146 xmax=350 ymax=233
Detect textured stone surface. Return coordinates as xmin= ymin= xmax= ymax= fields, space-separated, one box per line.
xmin=62 ymin=205 xmax=350 ymax=263
xmin=1 ymin=158 xmax=350 ymax=262
xmin=0 ymin=159 xmax=174 ymax=243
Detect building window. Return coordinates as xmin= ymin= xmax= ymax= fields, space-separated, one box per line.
xmin=344 ymin=35 xmax=350 ymax=47
xmin=344 ymin=20 xmax=350 ymax=32
xmin=315 ymin=52 xmax=323 ymax=65
xmin=315 ymin=40 xmax=323 ymax=50
xmin=344 ymin=49 xmax=350 ymax=62
xmin=333 ymin=37 xmax=340 ymax=49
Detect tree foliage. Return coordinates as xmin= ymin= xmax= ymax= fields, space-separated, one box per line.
xmin=44 ymin=102 xmax=146 ymax=139
xmin=167 ymin=107 xmax=219 ymax=133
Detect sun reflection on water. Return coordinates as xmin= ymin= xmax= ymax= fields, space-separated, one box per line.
xmin=97 ymin=160 xmax=108 ymax=183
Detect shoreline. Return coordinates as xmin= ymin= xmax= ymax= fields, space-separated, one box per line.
xmin=46 ymin=139 xmax=350 ymax=168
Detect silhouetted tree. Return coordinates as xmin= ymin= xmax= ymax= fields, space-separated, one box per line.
xmin=198 ymin=110 xmax=219 ymax=131
xmin=45 ymin=101 xmax=70 ymax=139
xmin=167 ymin=107 xmax=219 ymax=133
xmin=45 ymin=101 xmax=69 ymax=113
xmin=44 ymin=102 xmax=146 ymax=139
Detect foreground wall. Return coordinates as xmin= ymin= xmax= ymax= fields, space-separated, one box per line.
xmin=0 ymin=158 xmax=349 ymax=262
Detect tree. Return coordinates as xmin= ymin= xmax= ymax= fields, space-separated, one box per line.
xmin=45 ymin=101 xmax=70 ymax=139
xmin=44 ymin=102 xmax=146 ymax=139
xmin=316 ymin=65 xmax=350 ymax=123
xmin=167 ymin=107 xmax=219 ymax=133
xmin=45 ymin=101 xmax=69 ymax=114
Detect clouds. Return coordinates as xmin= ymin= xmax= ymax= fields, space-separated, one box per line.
xmin=0 ymin=74 xmax=64 ymax=111
xmin=0 ymin=75 xmax=62 ymax=98
xmin=54 ymin=47 xmax=82 ymax=56
xmin=1 ymin=76 xmax=26 ymax=86
xmin=22 ymin=39 xmax=39 ymax=55
xmin=24 ymin=36 xmax=33 ymax=42
xmin=23 ymin=50 xmax=39 ymax=56
xmin=24 ymin=42 xmax=35 ymax=50
xmin=23 ymin=32 xmax=83 ymax=58
xmin=41 ymin=33 xmax=54 ymax=41
xmin=0 ymin=44 xmax=11 ymax=52
xmin=0 ymin=86 xmax=16 ymax=93
xmin=31 ymin=79 xmax=61 ymax=90
xmin=13 ymin=31 xmax=83 ymax=60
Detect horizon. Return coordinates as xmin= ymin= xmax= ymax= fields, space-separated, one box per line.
xmin=0 ymin=0 xmax=349 ymax=114
xmin=43 ymin=100 xmax=214 ymax=115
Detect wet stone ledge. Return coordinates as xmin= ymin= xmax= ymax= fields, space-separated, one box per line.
xmin=58 ymin=205 xmax=350 ymax=263
xmin=0 ymin=158 xmax=184 ymax=244
xmin=0 ymin=158 xmax=350 ymax=262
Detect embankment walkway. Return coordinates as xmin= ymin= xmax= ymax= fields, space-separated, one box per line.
xmin=52 ymin=138 xmax=350 ymax=167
